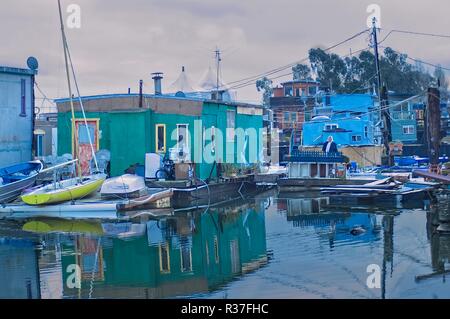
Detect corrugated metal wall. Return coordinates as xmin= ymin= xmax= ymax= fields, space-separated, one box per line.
xmin=0 ymin=73 xmax=33 ymax=167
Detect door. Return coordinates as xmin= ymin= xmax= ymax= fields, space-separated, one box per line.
xmin=73 ymin=119 xmax=99 ymax=175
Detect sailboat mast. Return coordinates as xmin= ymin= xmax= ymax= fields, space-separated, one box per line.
xmin=57 ymin=0 xmax=99 ymax=174
xmin=58 ymin=0 xmax=81 ymax=178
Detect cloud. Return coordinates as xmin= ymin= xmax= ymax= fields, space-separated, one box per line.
xmin=0 ymin=0 xmax=449 ymax=105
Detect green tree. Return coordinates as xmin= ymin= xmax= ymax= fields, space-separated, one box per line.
xmin=256 ymin=77 xmax=273 ymax=107
xmin=292 ymin=64 xmax=312 ymax=81
xmin=309 ymin=48 xmax=347 ymax=92
xmin=434 ymin=65 xmax=449 ymax=99
xmin=307 ymin=46 xmax=433 ymax=95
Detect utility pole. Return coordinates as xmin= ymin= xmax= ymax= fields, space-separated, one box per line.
xmin=372 ymin=17 xmax=382 ymax=101
xmin=381 ymin=86 xmax=393 ymax=166
xmin=427 ymin=87 xmax=441 ymax=173
xmin=372 ymin=17 xmax=391 ymax=165
xmin=214 ymin=48 xmax=222 ymax=100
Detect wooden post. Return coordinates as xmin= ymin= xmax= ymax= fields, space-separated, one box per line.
xmin=380 ymin=86 xmax=393 ymax=166
xmin=427 ymin=88 xmax=441 ymax=173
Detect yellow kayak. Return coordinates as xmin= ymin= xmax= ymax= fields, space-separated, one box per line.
xmin=21 ymin=174 xmax=106 ymax=205
xmin=23 ymin=218 xmax=104 ymax=235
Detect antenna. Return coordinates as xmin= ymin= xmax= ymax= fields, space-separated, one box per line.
xmin=215 ymin=47 xmax=222 ymax=100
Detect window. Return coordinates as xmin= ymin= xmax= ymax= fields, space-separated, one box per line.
xmin=180 ymin=240 xmax=192 ymax=272
xmin=291 ymin=112 xmax=297 ymax=122
xmin=77 ymin=123 xmax=95 ymax=143
xmin=230 ymin=240 xmax=240 ymax=274
xmin=324 ymin=124 xmax=339 ymax=131
xmin=205 ymin=241 xmax=210 ymax=266
xmin=284 ymin=86 xmax=293 ymax=96
xmin=417 ymin=110 xmax=424 ymax=120
xmin=20 ymin=79 xmax=26 ymax=117
xmin=226 ymin=110 xmax=236 ymax=142
xmin=214 ymin=236 xmax=219 ymax=263
xmin=176 ymin=124 xmax=189 ymax=152
xmin=159 ymin=242 xmax=170 ymax=273
xmin=308 ymin=86 xmax=317 ymax=96
xmin=211 ymin=126 xmax=216 ymax=152
xmin=155 ymin=124 xmax=166 ymax=153
xmin=351 ymin=135 xmax=362 ymax=142
xmin=295 ymin=88 xmax=300 ymax=97
xmin=284 ymin=112 xmax=290 ymax=122
xmin=36 ymin=134 xmax=43 ymax=157
xmin=403 ymin=125 xmax=415 ymax=135
xmin=364 ymin=126 xmax=368 ymax=138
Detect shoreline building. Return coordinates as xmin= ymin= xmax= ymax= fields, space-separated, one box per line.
xmin=0 ymin=59 xmax=38 ymax=167
xmin=55 ymin=74 xmax=264 ymax=178
xmin=269 ymin=80 xmax=320 ymax=162
xmin=302 ymin=94 xmax=383 ymax=166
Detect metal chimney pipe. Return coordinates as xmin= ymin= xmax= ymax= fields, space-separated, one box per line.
xmin=152 ymin=72 xmax=163 ymax=95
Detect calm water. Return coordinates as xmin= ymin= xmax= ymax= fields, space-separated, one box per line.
xmin=0 ymin=191 xmax=449 ymax=299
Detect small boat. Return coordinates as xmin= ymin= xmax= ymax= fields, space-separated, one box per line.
xmin=21 ymin=173 xmax=106 ymax=205
xmin=0 ymin=161 xmax=43 ymax=204
xmin=100 ymin=174 xmax=146 ymax=199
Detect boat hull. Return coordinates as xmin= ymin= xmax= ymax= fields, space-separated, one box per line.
xmin=100 ymin=174 xmax=146 ymax=198
xmin=0 ymin=161 xmax=43 ymax=204
xmin=21 ymin=175 xmax=106 ymax=205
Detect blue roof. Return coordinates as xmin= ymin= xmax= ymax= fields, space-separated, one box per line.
xmin=0 ymin=66 xmax=37 ymax=76
xmin=325 ymin=94 xmax=375 ymax=112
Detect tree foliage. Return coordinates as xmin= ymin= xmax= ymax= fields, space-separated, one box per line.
xmin=256 ymin=76 xmax=273 ymax=107
xmin=307 ymin=47 xmax=435 ymax=95
xmin=292 ymin=64 xmax=312 ymax=81
xmin=434 ymin=65 xmax=449 ymax=99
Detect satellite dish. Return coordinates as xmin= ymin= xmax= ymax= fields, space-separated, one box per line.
xmin=27 ymin=57 xmax=39 ymax=70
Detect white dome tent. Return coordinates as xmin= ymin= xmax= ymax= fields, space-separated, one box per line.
xmin=167 ymin=66 xmax=202 ymax=94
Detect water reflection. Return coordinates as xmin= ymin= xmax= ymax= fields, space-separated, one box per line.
xmin=0 ymin=200 xmax=268 ymax=299
xmin=0 ymin=192 xmax=449 ymax=299
xmin=278 ymin=195 xmax=382 ymax=247
xmin=419 ymin=199 xmax=450 ymax=281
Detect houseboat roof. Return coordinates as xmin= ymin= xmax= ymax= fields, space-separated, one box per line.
xmin=0 ymin=66 xmax=37 ymax=76
xmin=54 ymin=93 xmax=262 ymax=114
xmin=281 ymin=80 xmax=320 ymax=86
xmin=324 ymin=94 xmax=375 ymax=112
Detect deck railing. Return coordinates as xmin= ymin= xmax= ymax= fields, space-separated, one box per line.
xmin=286 ymin=150 xmax=344 ymax=163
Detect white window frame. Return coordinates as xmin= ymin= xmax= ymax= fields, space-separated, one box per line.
xmin=226 ymin=110 xmax=236 ymax=142
xmin=402 ymin=125 xmax=415 ymax=135
xmin=324 ymin=123 xmax=339 ymax=131
xmin=176 ymin=124 xmax=189 ymax=151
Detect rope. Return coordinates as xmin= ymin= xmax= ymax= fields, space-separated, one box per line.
xmin=88 ymin=237 xmax=101 ymax=299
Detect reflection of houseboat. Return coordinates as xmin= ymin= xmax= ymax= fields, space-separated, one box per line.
xmin=47 ymin=202 xmax=269 ymax=298
xmin=279 ymin=198 xmax=381 ymax=244
xmin=0 ymin=237 xmax=41 ymax=299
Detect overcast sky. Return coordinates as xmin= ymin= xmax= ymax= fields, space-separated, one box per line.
xmin=1 ymin=0 xmax=450 ymax=108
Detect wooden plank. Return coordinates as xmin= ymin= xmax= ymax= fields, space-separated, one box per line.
xmin=413 ymin=170 xmax=450 ymax=183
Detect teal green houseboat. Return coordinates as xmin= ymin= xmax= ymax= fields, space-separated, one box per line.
xmin=55 ymin=94 xmax=264 ymax=179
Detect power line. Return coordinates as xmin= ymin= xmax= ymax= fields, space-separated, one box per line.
xmin=224 ymin=29 xmax=370 ymax=90
xmin=379 ymin=29 xmax=450 ymax=44
xmin=379 ymin=45 xmax=450 ymax=72
xmin=230 ymin=46 xmax=371 ymax=91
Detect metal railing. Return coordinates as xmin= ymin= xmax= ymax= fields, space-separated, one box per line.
xmin=286 ymin=150 xmax=344 ymax=163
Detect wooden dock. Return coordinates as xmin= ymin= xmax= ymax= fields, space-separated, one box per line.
xmin=278 ymin=177 xmax=374 ymax=192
